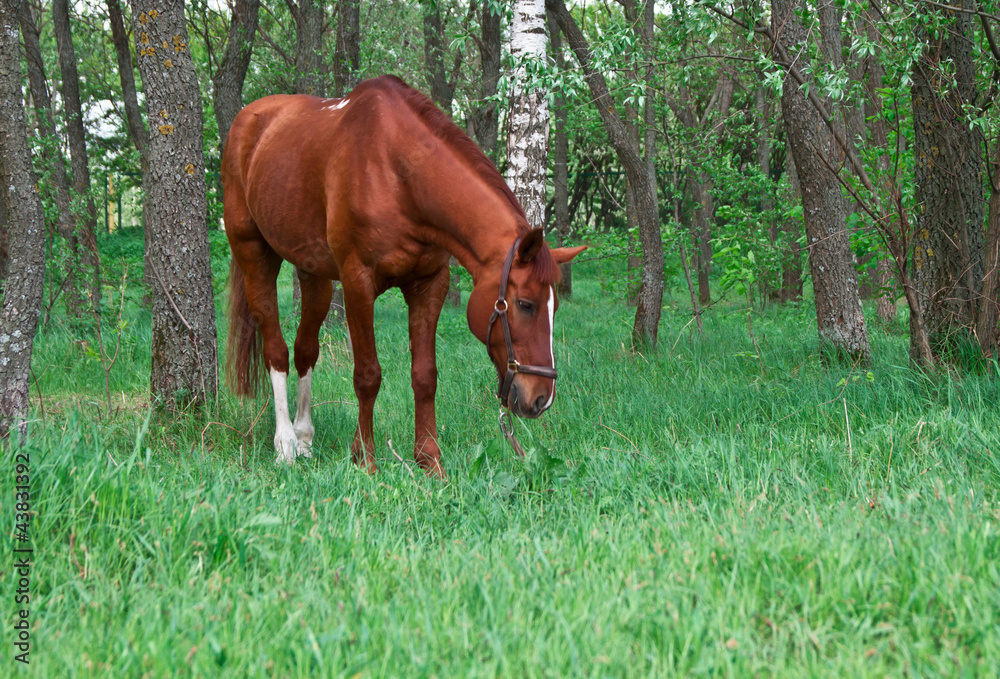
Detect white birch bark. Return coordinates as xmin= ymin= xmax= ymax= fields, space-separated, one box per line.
xmin=507 ymin=0 xmax=549 ymax=228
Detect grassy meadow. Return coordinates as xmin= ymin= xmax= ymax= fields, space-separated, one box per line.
xmin=4 ymin=228 xmax=1000 ymax=677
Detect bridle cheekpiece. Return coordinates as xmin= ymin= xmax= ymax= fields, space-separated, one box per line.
xmin=486 ymin=235 xmax=558 ymax=411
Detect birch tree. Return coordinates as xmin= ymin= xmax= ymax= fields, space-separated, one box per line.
xmin=507 ymin=0 xmax=549 ymax=228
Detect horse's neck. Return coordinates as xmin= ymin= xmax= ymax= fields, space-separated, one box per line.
xmin=408 ymin=141 xmax=521 ymax=283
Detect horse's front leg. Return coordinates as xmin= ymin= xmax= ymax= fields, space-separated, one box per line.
xmin=402 ymin=267 xmax=450 ymax=478
xmin=341 ymin=268 xmax=380 ymax=474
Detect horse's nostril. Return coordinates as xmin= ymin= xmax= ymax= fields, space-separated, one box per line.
xmin=533 ymin=394 xmax=547 ymax=414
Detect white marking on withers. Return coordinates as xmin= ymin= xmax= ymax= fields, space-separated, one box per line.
xmin=270 ymin=368 xmax=297 ymax=463
xmin=324 ymin=98 xmax=350 ymax=112
xmin=292 ymin=368 xmax=314 ymax=457
xmin=543 ymin=285 xmax=555 ymax=411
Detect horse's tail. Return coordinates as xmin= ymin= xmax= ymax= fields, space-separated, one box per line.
xmin=226 ymin=257 xmax=264 ymax=397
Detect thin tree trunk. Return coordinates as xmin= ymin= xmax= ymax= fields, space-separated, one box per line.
xmin=773 ymin=0 xmax=871 ymax=363
xmin=291 ymin=0 xmax=325 ymax=96
xmin=508 ymin=0 xmax=549 ymax=230
xmin=548 ymin=0 xmax=663 ymax=347
xmin=473 ymin=0 xmax=502 ymax=161
xmin=18 ymin=1 xmax=82 ymax=318
xmin=780 ymin=149 xmax=805 ymax=302
xmin=108 ymin=0 xmax=147 ymax=160
xmin=108 ymin=0 xmax=152 ymax=296
xmin=550 ymin=11 xmax=572 ymax=297
xmin=334 ymin=0 xmax=360 ymax=93
xmin=53 ymin=0 xmax=101 ymax=314
xmin=423 ymin=0 xmax=454 ymax=110
xmin=131 ymin=0 xmax=219 ymax=407
xmin=0 ymin=0 xmax=47 ymax=438
xmin=860 ymin=3 xmax=897 ymax=324
xmin=625 ymin=105 xmax=641 ymax=306
xmin=688 ymin=173 xmax=714 ymax=305
xmin=212 ymin=0 xmax=260 ymax=154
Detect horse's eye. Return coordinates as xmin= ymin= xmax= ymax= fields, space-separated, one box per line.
xmin=517 ymin=300 xmax=534 ymax=314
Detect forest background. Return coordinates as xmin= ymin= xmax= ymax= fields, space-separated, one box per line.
xmin=1 ymin=0 xmax=999 ymax=675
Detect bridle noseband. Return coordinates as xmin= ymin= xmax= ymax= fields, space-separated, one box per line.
xmin=486 ymin=236 xmax=558 ymax=410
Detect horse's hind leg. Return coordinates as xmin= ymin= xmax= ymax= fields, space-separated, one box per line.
xmin=401 ymin=267 xmax=450 ymax=478
xmin=340 ymin=264 xmax=380 ymax=474
xmin=291 ymin=269 xmax=333 ymax=456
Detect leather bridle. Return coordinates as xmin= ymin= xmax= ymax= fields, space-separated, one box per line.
xmin=486 ymin=236 xmax=558 ymax=410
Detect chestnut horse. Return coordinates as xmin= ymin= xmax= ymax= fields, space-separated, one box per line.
xmin=222 ymin=76 xmax=585 ymax=477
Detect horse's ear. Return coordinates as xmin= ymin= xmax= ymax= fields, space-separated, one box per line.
xmin=551 ymin=245 xmax=587 ymax=264
xmin=516 ymin=228 xmax=545 ymax=264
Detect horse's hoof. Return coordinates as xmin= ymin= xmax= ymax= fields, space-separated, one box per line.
xmin=423 ymin=463 xmax=446 ymax=480
xmin=274 ymin=431 xmax=298 ymax=464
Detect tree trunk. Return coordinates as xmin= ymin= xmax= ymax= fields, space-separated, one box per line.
xmin=53 ymin=0 xmax=101 ymax=314
xmin=549 ymin=11 xmax=572 ymax=297
xmin=859 ymin=3 xmax=897 ymax=324
xmin=625 ymin=105 xmax=641 ymax=306
xmin=773 ymin=0 xmax=871 ymax=363
xmin=758 ymin=83 xmax=781 ymax=301
xmin=0 ymin=0 xmax=47 ymax=438
xmin=108 ymin=0 xmax=152 ymax=297
xmin=422 ymin=0 xmax=454 ymax=110
xmin=292 ymin=0 xmax=326 ymax=96
xmin=911 ymin=1 xmax=985 ymax=356
xmin=131 ymin=0 xmax=219 ymax=407
xmin=548 ymin=0 xmax=662 ymax=347
xmin=212 ymin=0 xmax=260 ymax=154
xmin=472 ymin=1 xmax=502 ymax=161
xmin=507 ymin=0 xmax=549 ymax=230
xmin=780 ymin=148 xmax=805 ymax=302
xmin=18 ymin=1 xmax=82 ymax=318
xmin=108 ymin=0 xmax=147 ymax=160
xmin=688 ymin=172 xmax=714 ymax=305
xmin=334 ymin=0 xmax=360 ymax=93
xmin=0 ymin=170 xmax=7 ymax=290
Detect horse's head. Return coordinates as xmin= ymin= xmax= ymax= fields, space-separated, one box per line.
xmin=468 ymin=228 xmax=586 ymax=418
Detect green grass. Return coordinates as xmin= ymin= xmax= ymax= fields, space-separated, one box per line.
xmin=5 ymin=232 xmax=1000 ymax=677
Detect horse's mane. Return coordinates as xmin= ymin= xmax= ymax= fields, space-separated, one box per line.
xmin=369 ymin=76 xmax=561 ymax=285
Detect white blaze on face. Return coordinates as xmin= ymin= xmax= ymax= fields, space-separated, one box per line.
xmin=544 ymin=285 xmax=555 ymax=410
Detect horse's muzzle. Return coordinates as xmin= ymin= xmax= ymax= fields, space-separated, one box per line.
xmin=508 ymin=379 xmax=553 ymax=419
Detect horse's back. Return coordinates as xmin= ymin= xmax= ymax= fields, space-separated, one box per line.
xmin=223 ymin=77 xmax=450 ymax=284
